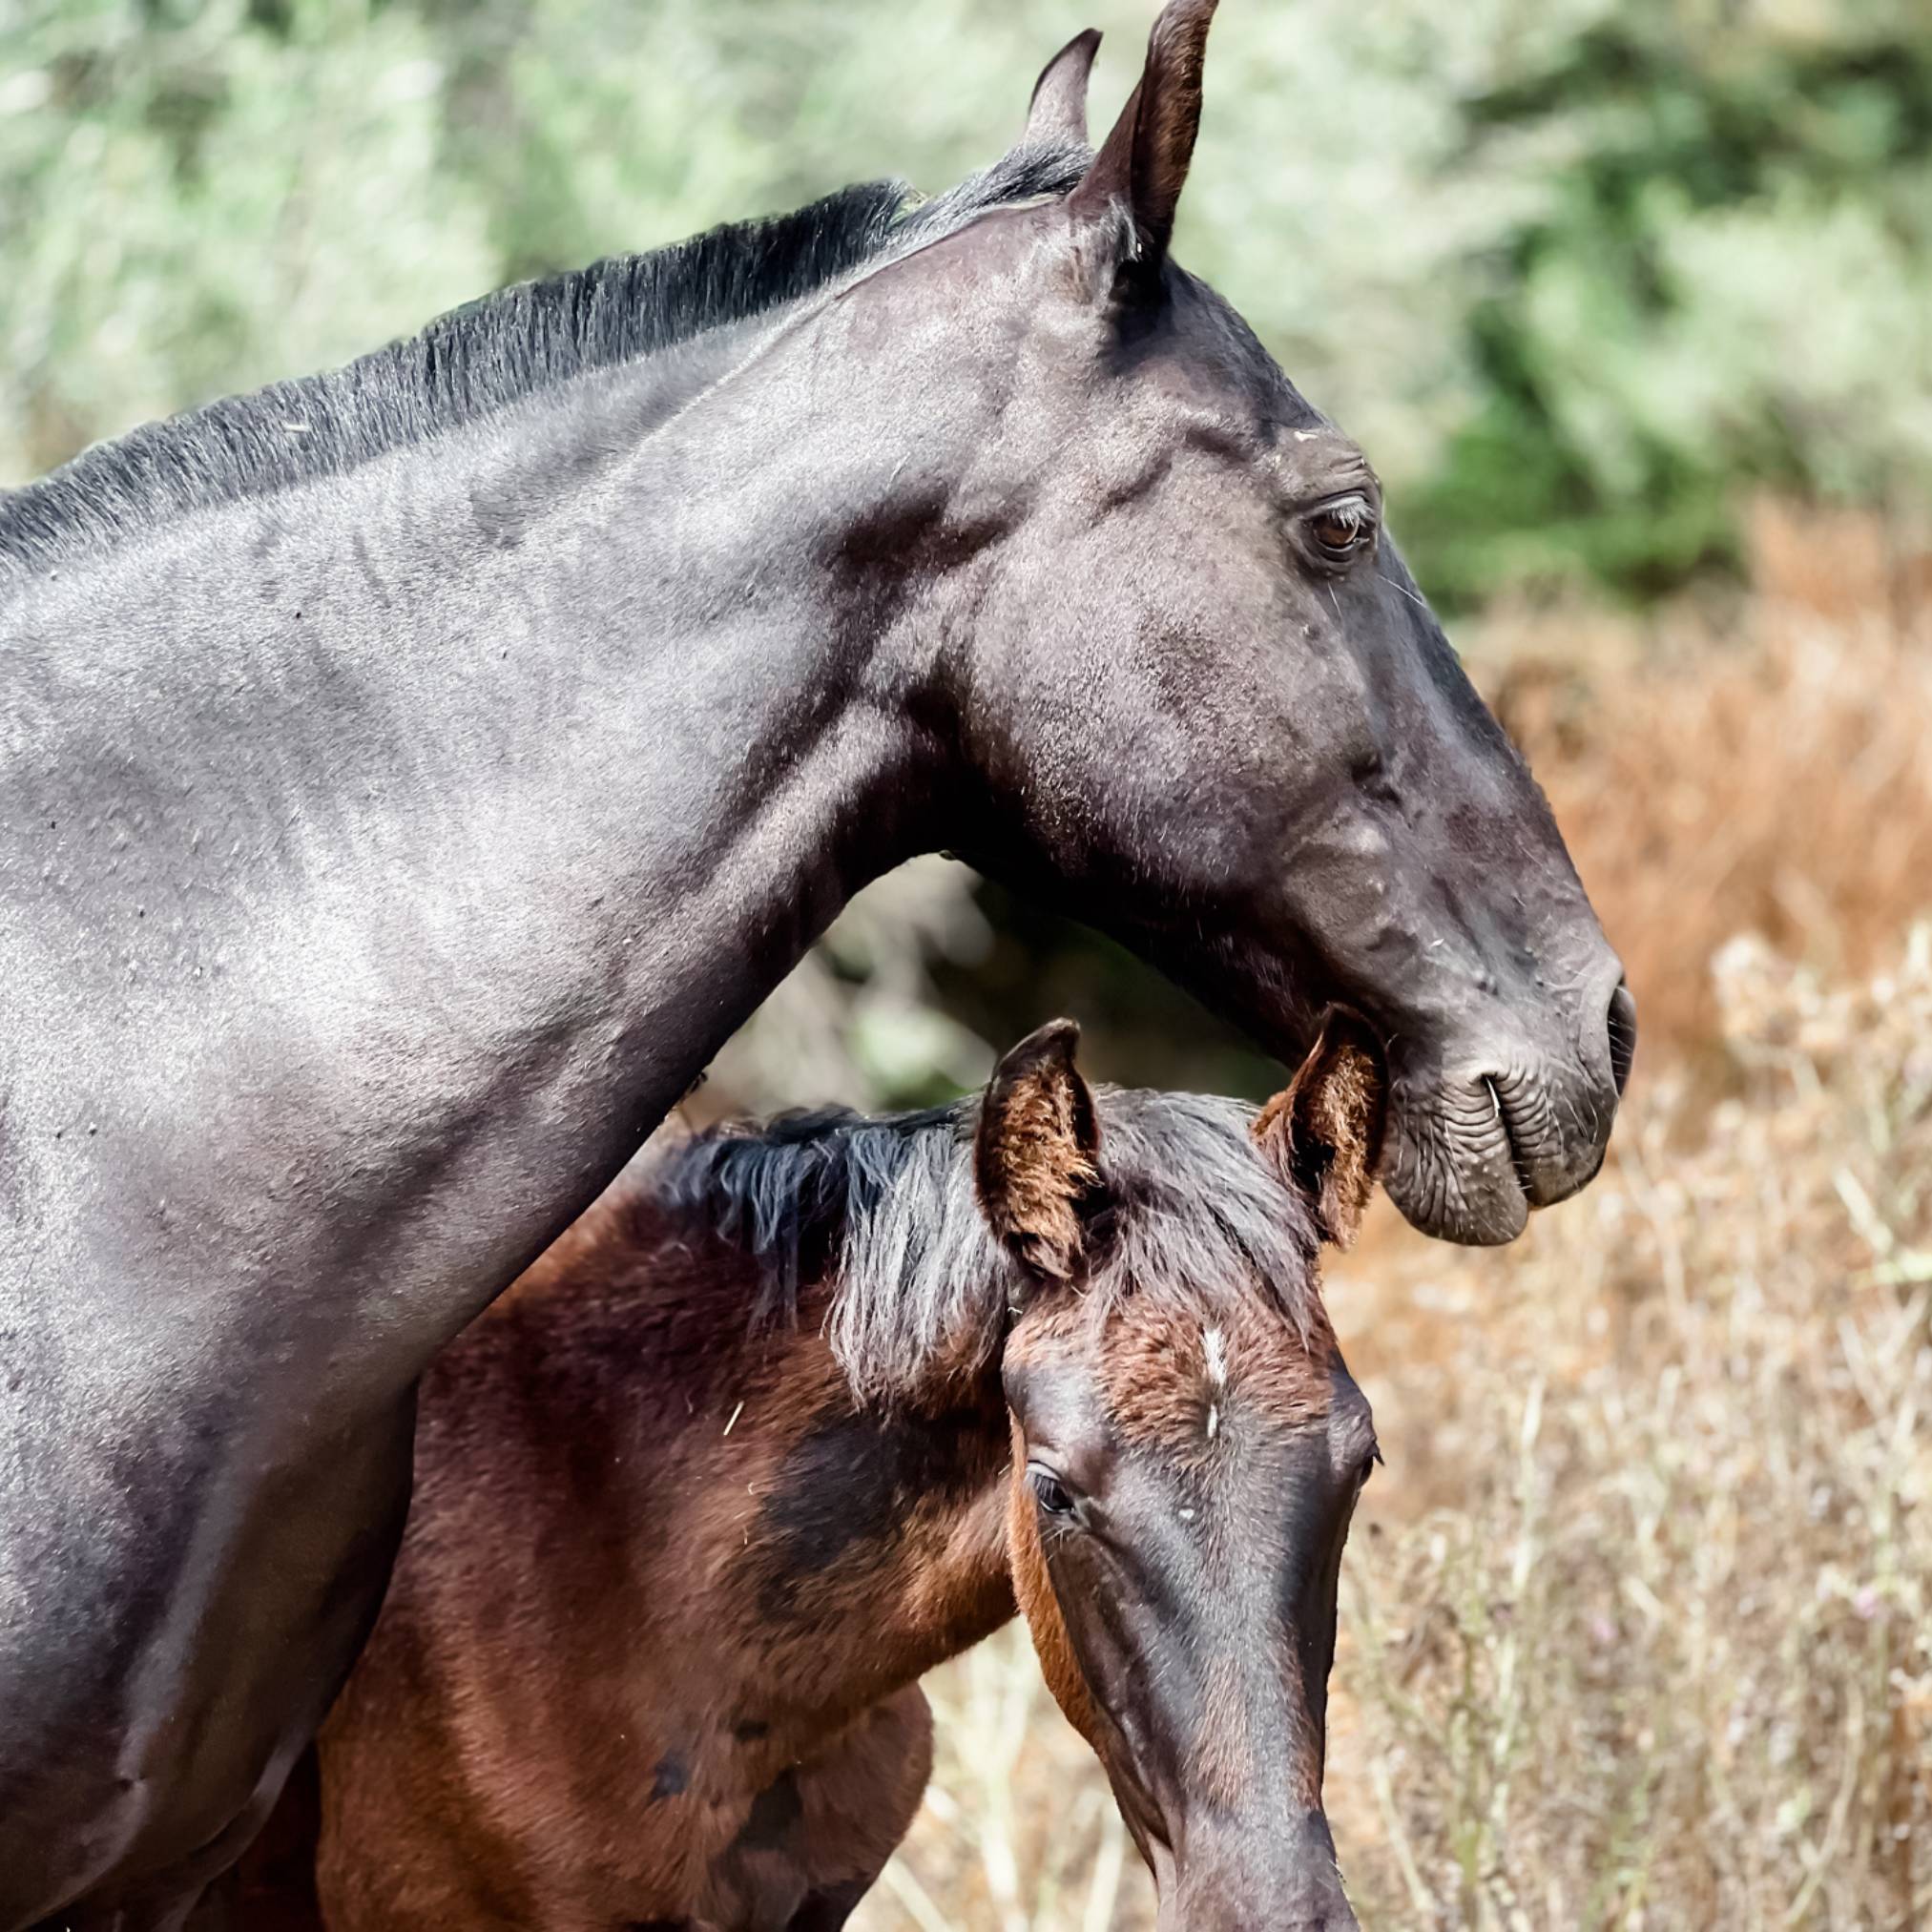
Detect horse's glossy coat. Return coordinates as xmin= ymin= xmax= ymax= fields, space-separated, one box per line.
xmin=0 ymin=9 xmax=1624 ymax=1922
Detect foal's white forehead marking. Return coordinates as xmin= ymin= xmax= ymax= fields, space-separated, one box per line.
xmin=1202 ymin=1327 xmax=1228 ymax=1389
xmin=1202 ymin=1325 xmax=1229 ymax=1440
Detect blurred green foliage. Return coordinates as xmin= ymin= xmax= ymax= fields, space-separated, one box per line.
xmin=1402 ymin=4 xmax=1932 ymax=602
xmin=5 ymin=0 xmax=1928 ymax=1109
xmin=4 ymin=0 xmax=1929 ymax=605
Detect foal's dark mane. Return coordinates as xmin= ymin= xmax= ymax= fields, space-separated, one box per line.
xmin=0 ymin=140 xmax=1087 ymax=576
xmin=654 ymin=1087 xmax=1322 ymax=1402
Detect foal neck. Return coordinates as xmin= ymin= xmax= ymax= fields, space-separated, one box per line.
xmin=704 ymin=1301 xmax=1017 ymax=1749
xmin=474 ymin=1187 xmax=1020 ymax=1755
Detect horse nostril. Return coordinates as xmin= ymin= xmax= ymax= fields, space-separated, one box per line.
xmin=1606 ymin=979 xmax=1637 ymax=1095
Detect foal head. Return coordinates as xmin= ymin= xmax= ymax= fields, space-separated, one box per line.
xmin=972 ymin=1021 xmax=1376 ymax=1929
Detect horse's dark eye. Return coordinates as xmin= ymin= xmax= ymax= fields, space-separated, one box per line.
xmin=1308 ymin=495 xmax=1374 ymax=561
xmin=1029 ymin=1467 xmax=1076 ymax=1517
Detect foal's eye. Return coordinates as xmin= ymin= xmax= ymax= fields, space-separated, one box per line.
xmin=1028 ymin=1466 xmax=1077 ymax=1518
xmin=1307 ymin=494 xmax=1376 ymax=562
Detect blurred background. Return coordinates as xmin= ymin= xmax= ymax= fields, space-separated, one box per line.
xmin=4 ymin=0 xmax=1929 ymax=1923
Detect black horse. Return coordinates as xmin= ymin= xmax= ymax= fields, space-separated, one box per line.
xmin=0 ymin=7 xmax=1631 ymax=1926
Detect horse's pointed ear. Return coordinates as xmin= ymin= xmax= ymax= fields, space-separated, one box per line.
xmin=1025 ymin=28 xmax=1102 ymax=147
xmin=1253 ymin=1012 xmax=1387 ymax=1250
xmin=1067 ymin=0 xmax=1217 ymax=284
xmin=975 ymin=1019 xmax=1102 ymax=1284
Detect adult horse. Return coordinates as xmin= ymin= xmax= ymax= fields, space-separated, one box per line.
xmin=0 ymin=5 xmax=1630 ymax=1925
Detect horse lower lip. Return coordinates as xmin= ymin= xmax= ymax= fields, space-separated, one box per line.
xmin=1379 ymin=1090 xmax=1535 ymax=1245
xmin=1493 ymin=1085 xmax=1537 ymax=1200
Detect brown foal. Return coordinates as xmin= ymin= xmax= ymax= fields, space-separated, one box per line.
xmin=237 ymin=1020 xmax=1381 ymax=1931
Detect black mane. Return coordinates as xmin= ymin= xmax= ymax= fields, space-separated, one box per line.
xmin=0 ymin=140 xmax=1087 ymax=575
xmin=653 ymin=1085 xmax=1321 ymax=1402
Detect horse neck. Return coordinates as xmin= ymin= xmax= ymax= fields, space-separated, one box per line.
xmin=4 ymin=322 xmax=969 ymax=1390
xmin=529 ymin=1196 xmax=1020 ymax=1749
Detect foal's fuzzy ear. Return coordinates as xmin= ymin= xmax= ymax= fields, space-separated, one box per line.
xmin=1067 ymin=0 xmax=1217 ymax=282
xmin=1253 ymin=1013 xmax=1387 ymax=1250
xmin=975 ymin=1019 xmax=1102 ymax=1284
xmin=1025 ymin=28 xmax=1102 ymax=147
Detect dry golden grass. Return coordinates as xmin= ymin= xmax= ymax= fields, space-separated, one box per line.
xmin=1480 ymin=501 xmax=1932 ymax=1065
xmin=1324 ymin=927 xmax=1931 ymax=1929
xmin=854 ymin=524 xmax=1932 ymax=1931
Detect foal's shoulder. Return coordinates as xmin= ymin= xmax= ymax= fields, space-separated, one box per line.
xmin=426 ymin=1172 xmax=779 ymax=1418
xmin=509 ymin=1179 xmax=677 ymax=1309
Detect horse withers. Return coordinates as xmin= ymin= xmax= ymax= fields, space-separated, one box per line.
xmin=1 ymin=4 xmax=1627 ymax=1920
xmin=235 ymin=1020 xmax=1382 ymax=1930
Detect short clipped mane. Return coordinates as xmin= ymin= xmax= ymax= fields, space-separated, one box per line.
xmin=0 ymin=137 xmax=1088 ymax=576
xmin=654 ymin=1087 xmax=1322 ymax=1403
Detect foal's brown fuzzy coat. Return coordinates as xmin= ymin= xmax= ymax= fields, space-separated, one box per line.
xmin=309 ymin=1190 xmax=1018 ymax=1930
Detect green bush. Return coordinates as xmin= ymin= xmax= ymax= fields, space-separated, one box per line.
xmin=4 ymin=0 xmax=1928 ymax=606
